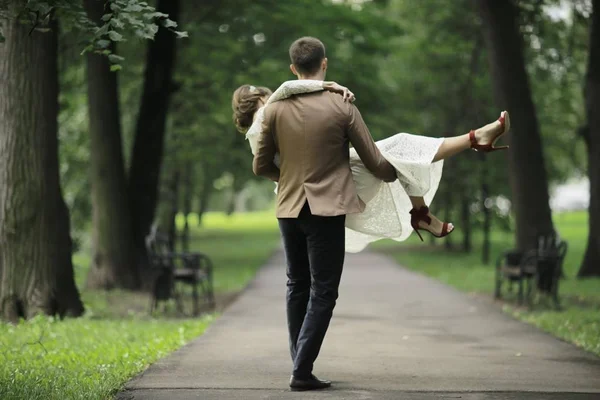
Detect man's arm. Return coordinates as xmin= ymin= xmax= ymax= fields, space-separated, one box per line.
xmin=346 ymin=104 xmax=396 ymax=182
xmin=252 ymin=109 xmax=280 ymax=182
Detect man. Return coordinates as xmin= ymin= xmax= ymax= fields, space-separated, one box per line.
xmin=253 ymin=36 xmax=397 ymax=391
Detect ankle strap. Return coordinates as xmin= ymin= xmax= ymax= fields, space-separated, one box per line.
xmin=410 ymin=206 xmax=431 ymax=224
xmin=469 ymin=130 xmax=477 ymax=148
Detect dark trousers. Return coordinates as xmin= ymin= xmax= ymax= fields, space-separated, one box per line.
xmin=278 ymin=202 xmax=346 ymax=379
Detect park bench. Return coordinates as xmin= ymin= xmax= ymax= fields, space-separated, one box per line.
xmin=495 ymin=233 xmax=568 ymax=308
xmin=146 ymin=227 xmax=215 ymax=316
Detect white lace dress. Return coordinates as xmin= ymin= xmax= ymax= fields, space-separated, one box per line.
xmin=246 ymin=80 xmax=445 ymax=253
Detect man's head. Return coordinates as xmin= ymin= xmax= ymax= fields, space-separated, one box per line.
xmin=289 ymin=36 xmax=327 ymax=79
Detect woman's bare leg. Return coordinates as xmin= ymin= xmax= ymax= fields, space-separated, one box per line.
xmin=409 ymin=196 xmax=454 ymax=236
xmin=432 ymin=134 xmax=471 ymax=162
xmin=432 ymin=117 xmax=505 ymax=162
xmin=406 ymin=115 xmax=504 ymax=237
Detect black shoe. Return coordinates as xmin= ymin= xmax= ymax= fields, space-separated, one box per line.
xmin=289 ymin=374 xmax=332 ymax=391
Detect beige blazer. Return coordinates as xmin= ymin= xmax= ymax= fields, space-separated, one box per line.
xmin=253 ymin=90 xmax=396 ymax=218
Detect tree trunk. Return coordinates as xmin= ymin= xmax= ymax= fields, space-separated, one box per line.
xmin=481 ymin=157 xmax=492 ymax=264
xmin=84 ymin=0 xmax=140 ymax=290
xmin=461 ymin=193 xmax=472 ymax=253
xmin=578 ymin=0 xmax=600 ymax=277
xmin=477 ymin=0 xmax=555 ymax=250
xmin=181 ymin=163 xmax=193 ymax=252
xmin=167 ymin=170 xmax=180 ymax=252
xmin=128 ymin=0 xmax=180 ymax=250
xmin=0 ymin=14 xmax=84 ymax=321
xmin=444 ymin=190 xmax=454 ymax=250
xmin=155 ymin=170 xmax=180 ymax=252
xmin=197 ymin=172 xmax=214 ymax=226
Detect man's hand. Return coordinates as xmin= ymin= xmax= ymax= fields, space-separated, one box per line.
xmin=323 ymin=81 xmax=355 ymax=102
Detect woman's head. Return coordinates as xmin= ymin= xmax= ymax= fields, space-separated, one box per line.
xmin=232 ymin=84 xmax=272 ymax=134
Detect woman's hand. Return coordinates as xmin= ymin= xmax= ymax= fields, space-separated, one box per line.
xmin=323 ymin=81 xmax=356 ymax=103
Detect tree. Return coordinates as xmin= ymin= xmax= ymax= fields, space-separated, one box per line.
xmin=579 ymin=0 xmax=600 ymax=277
xmin=84 ymin=0 xmax=140 ymax=289
xmin=0 ymin=8 xmax=84 ymax=321
xmin=128 ymin=0 xmax=182 ymax=261
xmin=477 ymin=0 xmax=555 ymax=250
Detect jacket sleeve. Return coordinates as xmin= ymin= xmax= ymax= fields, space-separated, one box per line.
xmin=252 ymin=107 xmax=280 ymax=182
xmin=346 ymin=104 xmax=396 ymax=183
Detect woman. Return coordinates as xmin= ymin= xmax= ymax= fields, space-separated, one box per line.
xmin=232 ymin=80 xmax=509 ymax=252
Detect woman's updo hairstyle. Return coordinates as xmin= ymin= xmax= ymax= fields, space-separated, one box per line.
xmin=232 ymin=84 xmax=272 ymax=134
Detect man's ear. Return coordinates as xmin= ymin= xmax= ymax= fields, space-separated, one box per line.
xmin=322 ymin=58 xmax=328 ymax=72
xmin=290 ymin=64 xmax=299 ymax=77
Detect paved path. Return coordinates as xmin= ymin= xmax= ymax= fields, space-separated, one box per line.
xmin=119 ymin=251 xmax=600 ymax=399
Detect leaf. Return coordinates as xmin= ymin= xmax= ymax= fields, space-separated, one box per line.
xmin=123 ymin=4 xmax=144 ymax=12
xmin=110 ymin=17 xmax=125 ymax=29
xmin=175 ymin=31 xmax=188 ymax=39
xmin=96 ymin=39 xmax=111 ymax=49
xmin=162 ymin=18 xmax=177 ymax=29
xmin=80 ymin=44 xmax=94 ymax=55
xmin=143 ymin=12 xmax=168 ymax=20
xmin=110 ymin=64 xmax=122 ymax=72
xmin=140 ymin=24 xmax=158 ymax=39
xmin=108 ymin=31 xmax=124 ymax=41
xmin=108 ymin=54 xmax=125 ymax=63
xmin=101 ymin=13 xmax=112 ymax=22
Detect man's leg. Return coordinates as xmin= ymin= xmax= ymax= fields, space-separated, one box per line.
xmin=292 ymin=212 xmax=345 ymax=379
xmin=278 ymin=214 xmax=310 ymax=362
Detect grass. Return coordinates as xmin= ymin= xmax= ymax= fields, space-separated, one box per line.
xmin=0 ymin=211 xmax=280 ymax=400
xmin=373 ymin=210 xmax=600 ymax=357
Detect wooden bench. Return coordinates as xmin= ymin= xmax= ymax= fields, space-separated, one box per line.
xmin=495 ymin=233 xmax=567 ymax=308
xmin=146 ymin=228 xmax=215 ymax=316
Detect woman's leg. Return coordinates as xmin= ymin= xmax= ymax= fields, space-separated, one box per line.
xmin=408 ymin=196 xmax=454 ymax=235
xmin=432 ymin=134 xmax=471 ymax=162
xmin=432 ymin=116 xmax=505 ymax=162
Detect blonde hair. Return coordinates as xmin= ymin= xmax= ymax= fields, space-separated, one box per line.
xmin=231 ymin=84 xmax=272 ymax=134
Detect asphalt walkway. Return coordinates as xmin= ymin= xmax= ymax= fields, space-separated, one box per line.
xmin=119 ymin=251 xmax=600 ymax=399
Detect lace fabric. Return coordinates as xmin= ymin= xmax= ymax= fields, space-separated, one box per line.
xmin=246 ymin=80 xmax=444 ymax=252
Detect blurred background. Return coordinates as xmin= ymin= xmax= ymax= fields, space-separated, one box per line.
xmin=0 ymin=0 xmax=598 ymax=398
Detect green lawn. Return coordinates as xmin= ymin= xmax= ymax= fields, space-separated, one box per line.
xmin=0 ymin=212 xmax=280 ymax=400
xmin=373 ymin=211 xmax=600 ymax=356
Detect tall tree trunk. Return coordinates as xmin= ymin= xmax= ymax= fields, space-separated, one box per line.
xmin=477 ymin=0 xmax=554 ymax=250
xmin=84 ymin=0 xmax=140 ymax=290
xmin=0 ymin=14 xmax=84 ymax=321
xmin=481 ymin=157 xmax=492 ymax=264
xmin=461 ymin=193 xmax=472 ymax=253
xmin=578 ymin=0 xmax=600 ymax=277
xmin=156 ymin=170 xmax=180 ymax=252
xmin=197 ymin=172 xmax=214 ymax=226
xmin=128 ymin=0 xmax=180 ymax=252
xmin=444 ymin=190 xmax=454 ymax=250
xmin=181 ymin=163 xmax=193 ymax=252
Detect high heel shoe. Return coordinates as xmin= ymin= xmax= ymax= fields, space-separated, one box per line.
xmin=469 ymin=111 xmax=510 ymax=152
xmin=409 ymin=206 xmax=453 ymax=242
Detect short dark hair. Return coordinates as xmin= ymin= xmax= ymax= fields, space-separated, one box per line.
xmin=289 ymin=37 xmax=326 ymax=76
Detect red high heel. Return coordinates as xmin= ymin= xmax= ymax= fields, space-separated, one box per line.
xmin=469 ymin=111 xmax=510 ymax=152
xmin=409 ymin=206 xmax=453 ymax=242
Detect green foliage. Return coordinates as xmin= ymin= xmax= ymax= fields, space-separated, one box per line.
xmin=82 ymin=0 xmax=187 ymax=54
xmin=374 ymin=210 xmax=600 ymax=356
xmin=161 ymin=0 xmax=401 ymax=212
xmin=57 ymin=47 xmax=90 ymax=247
xmin=521 ymin=0 xmax=590 ymax=182
xmin=0 ymin=0 xmax=186 ymax=66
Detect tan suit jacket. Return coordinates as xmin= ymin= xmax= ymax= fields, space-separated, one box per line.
xmin=253 ymin=90 xmax=396 ymax=218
